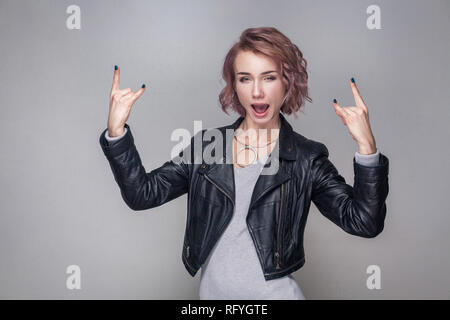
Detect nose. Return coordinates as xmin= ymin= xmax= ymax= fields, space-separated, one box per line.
xmin=252 ymin=81 xmax=264 ymax=98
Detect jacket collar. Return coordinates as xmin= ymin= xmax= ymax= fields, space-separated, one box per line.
xmin=197 ymin=112 xmax=296 ymax=208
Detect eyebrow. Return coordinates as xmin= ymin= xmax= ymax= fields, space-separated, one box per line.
xmin=236 ymin=70 xmax=278 ymax=76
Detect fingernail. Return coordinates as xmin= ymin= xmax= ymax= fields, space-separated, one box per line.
xmin=333 ymin=99 xmax=337 ymax=103
xmin=115 ymin=65 xmax=118 ymax=70
xmin=351 ymin=77 xmax=355 ymax=83
xmin=142 ymin=84 xmax=145 ymax=88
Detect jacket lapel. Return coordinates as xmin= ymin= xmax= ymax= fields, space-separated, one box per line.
xmin=250 ymin=113 xmax=296 ymax=208
xmin=199 ymin=113 xmax=297 ymax=208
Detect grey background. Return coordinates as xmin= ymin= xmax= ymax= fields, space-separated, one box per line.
xmin=0 ymin=0 xmax=449 ymax=299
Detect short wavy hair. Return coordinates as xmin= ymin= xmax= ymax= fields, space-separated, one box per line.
xmin=219 ymin=27 xmax=312 ymax=119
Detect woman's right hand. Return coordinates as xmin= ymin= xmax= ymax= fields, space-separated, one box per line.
xmin=107 ymin=65 xmax=146 ymax=137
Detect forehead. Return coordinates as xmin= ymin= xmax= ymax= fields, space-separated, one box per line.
xmin=234 ymin=50 xmax=279 ymax=73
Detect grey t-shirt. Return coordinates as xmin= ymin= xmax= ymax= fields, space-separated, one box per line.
xmin=199 ymin=154 xmax=306 ymax=300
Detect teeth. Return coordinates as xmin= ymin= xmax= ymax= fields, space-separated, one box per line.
xmin=252 ymin=104 xmax=269 ymax=113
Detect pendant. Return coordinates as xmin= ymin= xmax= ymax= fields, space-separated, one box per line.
xmin=236 ymin=144 xmax=258 ymax=167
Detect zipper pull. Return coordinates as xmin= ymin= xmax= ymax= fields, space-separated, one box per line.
xmin=275 ymin=251 xmax=281 ymax=269
xmin=186 ymin=246 xmax=190 ymax=258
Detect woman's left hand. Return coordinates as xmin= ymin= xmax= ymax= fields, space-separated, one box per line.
xmin=332 ymin=78 xmax=377 ymax=155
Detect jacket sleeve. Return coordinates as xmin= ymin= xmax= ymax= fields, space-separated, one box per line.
xmin=310 ymin=142 xmax=389 ymax=238
xmin=104 ymin=127 xmax=128 ymax=141
xmin=354 ymin=149 xmax=380 ymax=166
xmin=99 ymin=123 xmax=190 ymax=211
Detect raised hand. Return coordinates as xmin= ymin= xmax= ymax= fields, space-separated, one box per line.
xmin=107 ymin=65 xmax=146 ymax=137
xmin=332 ymin=78 xmax=377 ymax=155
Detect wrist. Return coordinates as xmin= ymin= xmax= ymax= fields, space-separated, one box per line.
xmin=108 ymin=128 xmax=125 ymax=138
xmin=357 ymin=143 xmax=377 ymax=155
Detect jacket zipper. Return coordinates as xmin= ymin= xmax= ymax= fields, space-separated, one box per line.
xmin=204 ymin=172 xmax=285 ymax=272
xmin=202 ymin=174 xmax=235 ymax=263
xmin=188 ymin=174 xmax=201 ymax=229
xmin=184 ymin=174 xmax=202 ymax=262
xmin=204 ymin=171 xmax=278 ymax=276
xmin=203 ymin=174 xmax=235 ymax=207
xmin=275 ymin=183 xmax=284 ymax=269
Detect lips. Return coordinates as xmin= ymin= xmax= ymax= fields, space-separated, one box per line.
xmin=251 ymin=103 xmax=270 ymax=113
xmin=250 ymin=103 xmax=270 ymax=118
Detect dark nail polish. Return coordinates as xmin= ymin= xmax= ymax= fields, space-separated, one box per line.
xmin=115 ymin=65 xmax=118 ymax=70
xmin=333 ymin=99 xmax=337 ymax=103
xmin=142 ymin=84 xmax=145 ymax=88
xmin=351 ymin=77 xmax=355 ymax=83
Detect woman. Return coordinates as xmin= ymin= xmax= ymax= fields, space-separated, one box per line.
xmin=99 ymin=27 xmax=389 ymax=300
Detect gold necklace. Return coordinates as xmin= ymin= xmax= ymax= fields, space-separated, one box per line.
xmin=233 ymin=129 xmax=279 ymax=168
xmin=233 ymin=134 xmax=276 ymax=148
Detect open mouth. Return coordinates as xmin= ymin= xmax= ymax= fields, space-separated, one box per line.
xmin=251 ymin=104 xmax=270 ymax=115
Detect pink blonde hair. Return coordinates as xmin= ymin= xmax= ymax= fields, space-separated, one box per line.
xmin=219 ymin=27 xmax=312 ymax=119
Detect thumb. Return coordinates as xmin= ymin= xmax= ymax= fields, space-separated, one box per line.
xmin=131 ymin=84 xmax=146 ymax=102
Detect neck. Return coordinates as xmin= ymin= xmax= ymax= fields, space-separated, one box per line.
xmin=240 ymin=114 xmax=281 ymax=131
xmin=235 ymin=114 xmax=281 ymax=145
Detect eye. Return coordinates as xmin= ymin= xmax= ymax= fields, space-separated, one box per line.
xmin=239 ymin=76 xmax=276 ymax=82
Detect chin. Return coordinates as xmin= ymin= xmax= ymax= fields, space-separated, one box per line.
xmin=251 ymin=114 xmax=273 ymax=122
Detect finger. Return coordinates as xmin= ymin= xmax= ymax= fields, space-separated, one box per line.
xmin=121 ymin=91 xmax=135 ymax=100
xmin=112 ymin=88 xmax=132 ymax=101
xmin=112 ymin=65 xmax=120 ymax=92
xmin=347 ymin=106 xmax=364 ymax=116
xmin=332 ymin=99 xmax=350 ymax=118
xmin=116 ymin=88 xmax=132 ymax=98
xmin=343 ymin=106 xmax=357 ymax=117
xmin=349 ymin=78 xmax=366 ymax=107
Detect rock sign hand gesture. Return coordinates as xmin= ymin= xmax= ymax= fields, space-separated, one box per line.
xmin=332 ymin=78 xmax=377 ymax=155
xmin=107 ymin=65 xmax=146 ymax=137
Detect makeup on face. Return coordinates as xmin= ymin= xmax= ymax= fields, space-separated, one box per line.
xmin=236 ymin=71 xmax=280 ymax=119
xmin=233 ymin=51 xmax=285 ymax=127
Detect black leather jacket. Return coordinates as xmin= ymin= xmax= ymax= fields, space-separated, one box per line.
xmin=99 ymin=113 xmax=389 ymax=281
